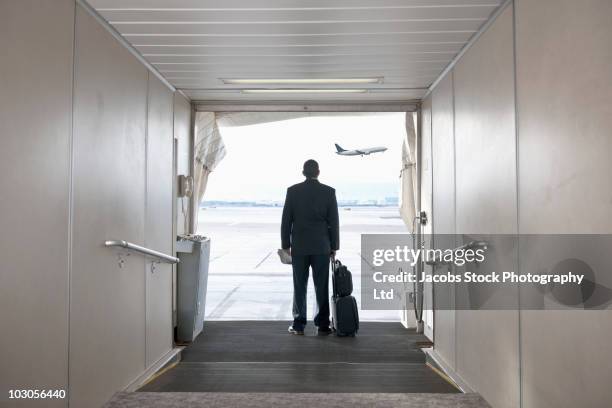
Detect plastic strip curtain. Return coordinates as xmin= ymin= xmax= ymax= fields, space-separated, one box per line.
xmin=400 ymin=112 xmax=418 ymax=233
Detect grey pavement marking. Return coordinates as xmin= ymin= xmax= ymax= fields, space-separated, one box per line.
xmin=254 ymin=251 xmax=273 ymax=269
xmin=210 ymin=251 xmax=230 ymax=262
xmin=358 ymin=251 xmax=376 ymax=269
xmin=207 ymin=285 xmax=240 ymax=319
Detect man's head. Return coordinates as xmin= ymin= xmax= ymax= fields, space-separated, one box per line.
xmin=302 ymin=159 xmax=320 ymax=179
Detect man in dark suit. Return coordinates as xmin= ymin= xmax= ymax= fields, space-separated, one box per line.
xmin=281 ymin=159 xmax=339 ymax=335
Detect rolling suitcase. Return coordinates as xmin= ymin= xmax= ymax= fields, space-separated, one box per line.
xmin=331 ymin=294 xmax=359 ymax=337
xmin=332 ymin=259 xmax=353 ymax=297
xmin=330 ymin=256 xmax=359 ymax=337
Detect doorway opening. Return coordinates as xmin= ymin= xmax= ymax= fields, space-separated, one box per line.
xmin=142 ymin=111 xmax=459 ymax=398
xmin=196 ymin=113 xmax=408 ymax=323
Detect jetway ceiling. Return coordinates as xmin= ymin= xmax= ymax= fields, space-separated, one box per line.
xmin=89 ymin=0 xmax=503 ymax=103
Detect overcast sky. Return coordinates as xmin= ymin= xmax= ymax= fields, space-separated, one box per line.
xmin=205 ymin=113 xmax=406 ymax=202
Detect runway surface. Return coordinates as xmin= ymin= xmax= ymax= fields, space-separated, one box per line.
xmin=197 ymin=206 xmax=407 ymax=322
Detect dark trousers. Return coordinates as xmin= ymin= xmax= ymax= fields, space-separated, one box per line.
xmin=291 ymin=254 xmax=330 ymax=330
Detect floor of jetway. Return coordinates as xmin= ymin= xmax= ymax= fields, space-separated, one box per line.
xmin=138 ymin=321 xmax=460 ymax=394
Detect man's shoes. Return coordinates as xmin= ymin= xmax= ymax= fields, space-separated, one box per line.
xmin=288 ymin=326 xmax=304 ymax=335
xmin=316 ymin=326 xmax=333 ymax=336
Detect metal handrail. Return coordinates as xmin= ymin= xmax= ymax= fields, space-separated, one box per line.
xmin=104 ymin=240 xmax=179 ymax=264
xmin=425 ymin=240 xmax=489 ymax=266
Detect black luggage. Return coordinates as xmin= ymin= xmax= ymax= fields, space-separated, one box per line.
xmin=330 ymin=257 xmax=359 ymax=337
xmin=332 ymin=259 xmax=353 ymax=297
xmin=331 ymin=294 xmax=359 ymax=337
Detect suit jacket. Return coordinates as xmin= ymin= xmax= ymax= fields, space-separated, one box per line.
xmin=281 ymin=178 xmax=340 ymax=256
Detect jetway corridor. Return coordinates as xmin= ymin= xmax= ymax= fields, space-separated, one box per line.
xmin=2 ymin=0 xmax=612 ymax=407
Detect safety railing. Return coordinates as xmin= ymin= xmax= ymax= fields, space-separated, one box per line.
xmin=104 ymin=240 xmax=179 ymax=264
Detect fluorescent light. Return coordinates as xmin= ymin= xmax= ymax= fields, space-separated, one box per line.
xmin=241 ymin=89 xmax=368 ymax=94
xmin=223 ymin=78 xmax=382 ymax=85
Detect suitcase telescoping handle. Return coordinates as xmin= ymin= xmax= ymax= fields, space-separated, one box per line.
xmin=331 ymin=254 xmax=341 ymax=271
xmin=330 ymin=254 xmax=343 ymax=297
xmin=330 ymin=254 xmax=337 ymax=296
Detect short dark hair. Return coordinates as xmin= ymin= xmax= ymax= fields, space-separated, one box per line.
xmin=302 ymin=159 xmax=319 ymax=178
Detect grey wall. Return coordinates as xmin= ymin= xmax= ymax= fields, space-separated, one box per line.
xmin=70 ymin=7 xmax=149 ymax=406
xmin=174 ymin=94 xmax=192 ymax=236
xmin=431 ymin=74 xmax=456 ymax=369
xmin=71 ymin=6 xmax=185 ymax=406
xmin=515 ymin=1 xmax=612 ymax=407
xmin=426 ymin=1 xmax=612 ymax=407
xmin=0 ymin=2 xmax=190 ymax=407
xmin=453 ymin=7 xmax=519 ymax=408
xmin=426 ymin=6 xmax=520 ymax=408
xmin=172 ymin=93 xmax=192 ymax=330
xmin=0 ymin=1 xmax=75 ymax=406
xmin=145 ymin=74 xmax=175 ymax=369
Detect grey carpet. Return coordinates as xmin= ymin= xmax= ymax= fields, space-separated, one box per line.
xmin=140 ymin=321 xmax=459 ymax=394
xmin=105 ymin=392 xmax=491 ymax=408
xmin=180 ymin=321 xmax=427 ymax=364
xmin=139 ymin=362 xmax=456 ymax=393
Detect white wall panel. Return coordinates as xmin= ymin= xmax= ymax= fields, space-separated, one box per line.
xmin=452 ymin=5 xmax=519 ymax=408
xmin=1 ymin=2 xmax=182 ymax=406
xmin=174 ymin=94 xmax=192 ymax=235
xmin=516 ymin=1 xmax=612 ymax=407
xmin=145 ymin=74 xmax=175 ymax=367
xmin=70 ymin=5 xmax=148 ymax=407
xmin=454 ymin=6 xmax=517 ymax=236
xmin=0 ymin=1 xmax=74 ymax=406
xmin=431 ymin=73 xmax=456 ymax=370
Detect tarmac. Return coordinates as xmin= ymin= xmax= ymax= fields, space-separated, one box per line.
xmin=198 ymin=206 xmax=407 ymax=322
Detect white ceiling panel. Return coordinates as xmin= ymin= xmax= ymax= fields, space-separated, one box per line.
xmin=87 ymin=0 xmax=504 ymax=103
xmin=98 ymin=7 xmax=496 ymax=23
xmin=153 ymin=58 xmax=446 ymax=71
xmin=147 ymin=55 xmax=454 ymax=65
xmin=134 ymin=43 xmax=465 ymax=55
xmin=125 ymin=32 xmax=476 ymax=46
xmin=105 ymin=20 xmax=485 ymax=36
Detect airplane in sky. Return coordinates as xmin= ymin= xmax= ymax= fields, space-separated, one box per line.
xmin=335 ymin=143 xmax=388 ymax=156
